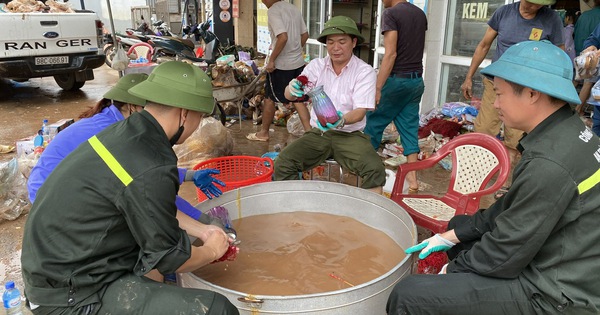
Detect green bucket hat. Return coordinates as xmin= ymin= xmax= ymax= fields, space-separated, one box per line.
xmin=525 ymin=0 xmax=556 ymax=5
xmin=103 ymin=73 xmax=148 ymax=106
xmin=481 ymin=40 xmax=580 ymax=104
xmin=128 ymin=61 xmax=215 ymax=113
xmin=317 ymin=16 xmax=364 ymax=45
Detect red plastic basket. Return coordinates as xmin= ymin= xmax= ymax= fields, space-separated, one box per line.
xmin=192 ymin=155 xmax=274 ymax=202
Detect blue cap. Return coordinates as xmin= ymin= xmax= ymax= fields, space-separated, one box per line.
xmin=481 ymin=40 xmax=580 ymax=104
xmin=5 ymin=281 xmax=15 ymax=289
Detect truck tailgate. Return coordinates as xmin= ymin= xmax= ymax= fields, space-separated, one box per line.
xmin=0 ymin=13 xmax=101 ymax=58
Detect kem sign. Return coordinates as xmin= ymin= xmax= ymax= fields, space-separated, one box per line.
xmin=462 ymin=2 xmax=489 ymax=19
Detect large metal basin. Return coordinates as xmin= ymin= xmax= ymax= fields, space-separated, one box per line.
xmin=178 ymin=180 xmax=417 ymax=315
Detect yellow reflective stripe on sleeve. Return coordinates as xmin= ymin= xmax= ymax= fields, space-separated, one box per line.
xmin=88 ymin=135 xmax=133 ymax=186
xmin=578 ymin=168 xmax=600 ymax=195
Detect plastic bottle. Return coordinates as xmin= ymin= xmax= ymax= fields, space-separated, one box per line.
xmin=41 ymin=119 xmax=49 ymax=135
xmin=3 ymin=281 xmax=23 ymax=315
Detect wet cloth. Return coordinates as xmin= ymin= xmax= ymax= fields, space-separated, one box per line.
xmin=21 ymin=111 xmax=198 ymax=307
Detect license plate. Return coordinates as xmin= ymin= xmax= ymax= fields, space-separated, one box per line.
xmin=35 ymin=56 xmax=69 ymax=65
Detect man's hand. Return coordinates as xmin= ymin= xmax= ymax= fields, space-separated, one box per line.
xmin=203 ymin=229 xmax=229 ymax=261
xmin=265 ymin=60 xmax=276 ymax=73
xmin=193 ymin=169 xmax=225 ymax=200
xmin=405 ymin=234 xmax=455 ymax=259
xmin=288 ymin=78 xmax=305 ymax=98
xmin=461 ymin=78 xmax=473 ymax=100
xmin=316 ymin=111 xmax=345 ymax=132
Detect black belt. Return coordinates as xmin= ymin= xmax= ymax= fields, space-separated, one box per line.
xmin=390 ymin=71 xmax=422 ymax=79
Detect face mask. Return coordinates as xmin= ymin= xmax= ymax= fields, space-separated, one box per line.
xmin=169 ymin=109 xmax=185 ymax=146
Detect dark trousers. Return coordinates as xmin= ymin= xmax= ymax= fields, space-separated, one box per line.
xmin=31 ymin=274 xmax=239 ymax=315
xmin=386 ymin=215 xmax=539 ymax=315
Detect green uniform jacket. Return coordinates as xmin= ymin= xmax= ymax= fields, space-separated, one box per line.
xmin=21 ymin=111 xmax=191 ymax=307
xmin=448 ymin=106 xmax=600 ymax=314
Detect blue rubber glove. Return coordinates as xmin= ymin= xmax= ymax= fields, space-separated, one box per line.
xmin=193 ymin=169 xmax=226 ymax=200
xmin=316 ymin=111 xmax=344 ymax=132
xmin=405 ymin=234 xmax=455 ymax=259
xmin=288 ymin=78 xmax=305 ymax=98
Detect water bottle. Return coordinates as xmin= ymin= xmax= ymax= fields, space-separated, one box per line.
xmin=3 ymin=281 xmax=23 ymax=315
xmin=41 ymin=119 xmax=49 ymax=135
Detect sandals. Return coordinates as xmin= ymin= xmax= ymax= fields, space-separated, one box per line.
xmin=494 ymin=186 xmax=510 ymax=200
xmin=408 ymin=187 xmax=419 ymax=194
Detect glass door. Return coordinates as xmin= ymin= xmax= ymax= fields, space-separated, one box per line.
xmin=438 ymin=0 xmax=512 ymax=105
xmin=302 ymin=0 xmax=331 ymax=60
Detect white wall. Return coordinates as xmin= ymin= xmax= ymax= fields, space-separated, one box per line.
xmin=422 ymin=0 xmax=445 ymax=113
xmin=71 ymin=0 xmax=147 ymax=33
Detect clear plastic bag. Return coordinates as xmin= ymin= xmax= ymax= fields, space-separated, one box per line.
xmin=111 ymin=43 xmax=129 ymax=71
xmin=574 ymin=51 xmax=600 ymax=81
xmin=0 ymin=158 xmax=30 ymax=222
xmin=286 ymin=112 xmax=305 ymax=137
xmin=173 ymin=117 xmax=234 ymax=169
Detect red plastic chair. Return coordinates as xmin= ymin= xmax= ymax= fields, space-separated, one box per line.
xmin=390 ymin=133 xmax=510 ymax=234
xmin=127 ymin=42 xmax=154 ymax=60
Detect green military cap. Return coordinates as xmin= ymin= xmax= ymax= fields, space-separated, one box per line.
xmin=103 ymin=73 xmax=148 ymax=106
xmin=317 ymin=16 xmax=364 ymax=45
xmin=128 ymin=61 xmax=215 ymax=113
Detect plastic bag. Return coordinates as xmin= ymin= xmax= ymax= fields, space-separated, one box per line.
xmin=173 ymin=117 xmax=234 ymax=169
xmin=0 ymin=158 xmax=31 ymax=222
xmin=441 ymin=102 xmax=478 ymax=119
xmin=587 ymin=79 xmax=600 ymax=106
xmin=111 ymin=43 xmax=129 ymax=71
xmin=286 ymin=112 xmax=305 ymax=137
xmin=575 ymin=51 xmax=600 ymax=81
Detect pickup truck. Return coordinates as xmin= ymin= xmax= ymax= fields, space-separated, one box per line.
xmin=0 ymin=10 xmax=106 ymax=90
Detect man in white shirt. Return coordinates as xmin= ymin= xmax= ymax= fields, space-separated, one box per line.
xmin=247 ymin=0 xmax=309 ymax=142
xmin=274 ymin=16 xmax=386 ymax=194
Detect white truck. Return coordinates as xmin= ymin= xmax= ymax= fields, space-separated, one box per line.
xmin=0 ymin=10 xmax=105 ymax=90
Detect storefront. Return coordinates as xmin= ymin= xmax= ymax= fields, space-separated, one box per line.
xmin=257 ymin=0 xmax=569 ymax=113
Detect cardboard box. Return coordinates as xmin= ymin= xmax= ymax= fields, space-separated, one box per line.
xmin=16 ymin=136 xmax=35 ymax=157
xmin=48 ymin=118 xmax=74 ymax=135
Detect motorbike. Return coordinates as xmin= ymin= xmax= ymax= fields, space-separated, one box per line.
xmin=152 ymin=20 xmax=174 ymax=37
xmin=102 ymin=33 xmax=143 ymax=67
xmin=181 ymin=20 xmax=224 ymax=62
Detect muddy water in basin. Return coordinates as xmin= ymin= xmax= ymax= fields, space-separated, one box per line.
xmin=193 ymin=211 xmax=405 ymax=295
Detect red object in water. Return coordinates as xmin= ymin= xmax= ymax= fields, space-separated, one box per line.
xmin=417 ymin=252 xmax=448 ymax=274
xmin=212 ymin=245 xmax=238 ymax=263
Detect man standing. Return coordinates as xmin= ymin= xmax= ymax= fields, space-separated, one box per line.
xmin=460 ymin=0 xmax=563 ymax=198
xmin=247 ymin=0 xmax=309 ymax=142
xmin=275 ymin=16 xmax=386 ymax=194
xmin=388 ymin=40 xmax=600 ymax=315
xmin=21 ymin=61 xmax=238 ymax=314
xmin=363 ymin=0 xmax=427 ymax=194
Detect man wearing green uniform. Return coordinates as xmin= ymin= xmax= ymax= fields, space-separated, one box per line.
xmin=389 ymin=41 xmax=600 ymax=314
xmin=21 ymin=61 xmax=239 ymax=314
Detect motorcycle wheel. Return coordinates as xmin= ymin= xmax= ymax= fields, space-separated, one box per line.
xmin=104 ymin=44 xmax=116 ymax=67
